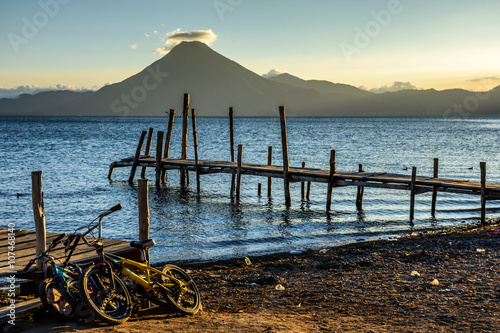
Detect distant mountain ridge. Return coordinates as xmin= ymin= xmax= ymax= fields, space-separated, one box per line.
xmin=0 ymin=41 xmax=499 ymax=116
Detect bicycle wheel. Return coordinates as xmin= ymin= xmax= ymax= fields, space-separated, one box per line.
xmin=39 ymin=278 xmax=76 ymax=321
xmin=79 ymin=264 xmax=132 ymax=325
xmin=60 ymin=278 xmax=93 ymax=321
xmin=157 ymin=264 xmax=201 ymax=315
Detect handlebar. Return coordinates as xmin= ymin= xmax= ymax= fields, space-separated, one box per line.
xmin=25 ymin=205 xmax=123 ymax=271
xmin=23 ymin=232 xmax=67 ymax=271
xmin=53 ymin=232 xmax=67 ymax=243
xmin=98 ymin=204 xmax=122 ymax=219
xmin=23 ymin=260 xmax=34 ymax=271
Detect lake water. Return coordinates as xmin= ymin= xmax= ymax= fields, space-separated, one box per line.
xmin=1 ymin=116 xmax=499 ymax=264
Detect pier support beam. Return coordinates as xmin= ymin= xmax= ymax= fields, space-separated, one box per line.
xmin=431 ymin=158 xmax=439 ymax=216
xmin=279 ymin=106 xmax=291 ymax=207
xmin=192 ymin=109 xmax=201 ymax=193
xmin=301 ymin=162 xmax=306 ymax=200
xmin=155 ymin=131 xmax=164 ymax=186
xmin=326 ymin=150 xmax=336 ymax=211
xmin=138 ymin=179 xmax=150 ymax=264
xmin=162 ymin=109 xmax=176 ymax=183
xmin=141 ymin=127 xmax=154 ymax=179
xmin=480 ymin=162 xmax=487 ymax=224
xmin=180 ymin=94 xmax=190 ymax=187
xmin=236 ymin=144 xmax=243 ymax=200
xmin=356 ymin=164 xmax=364 ymax=210
xmin=230 ymin=107 xmax=236 ymax=197
xmin=31 ymin=171 xmax=46 ymax=272
xmin=267 ymin=146 xmax=273 ymax=197
xmin=409 ymin=167 xmax=417 ymax=221
xmin=128 ymin=130 xmax=147 ymax=183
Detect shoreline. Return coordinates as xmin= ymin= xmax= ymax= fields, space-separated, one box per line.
xmin=8 ymin=219 xmax=500 ymax=332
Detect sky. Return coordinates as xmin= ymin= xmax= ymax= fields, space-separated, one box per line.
xmin=0 ymin=0 xmax=499 ymax=98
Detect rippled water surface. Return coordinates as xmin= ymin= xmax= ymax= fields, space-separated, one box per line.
xmin=1 ymin=116 xmax=499 ymax=263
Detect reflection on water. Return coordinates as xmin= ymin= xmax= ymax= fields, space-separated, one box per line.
xmin=1 ymin=116 xmax=499 ymax=263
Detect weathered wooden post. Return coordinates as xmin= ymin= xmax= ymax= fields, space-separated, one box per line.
xmin=229 ymin=107 xmax=236 ymax=196
xmin=141 ymin=127 xmax=154 ymax=179
xmin=162 ymin=109 xmax=176 ymax=183
xmin=326 ymin=150 xmax=336 ymax=211
xmin=356 ymin=164 xmax=364 ymax=210
xmin=191 ymin=109 xmax=201 ymax=192
xmin=155 ymin=131 xmax=164 ymax=186
xmin=431 ymin=158 xmax=439 ymax=216
xmin=301 ymin=162 xmax=306 ymax=200
xmin=108 ymin=165 xmax=114 ymax=180
xmin=138 ymin=179 xmax=150 ymax=264
xmin=306 ymin=181 xmax=311 ymax=201
xmin=236 ymin=144 xmax=243 ymax=200
xmin=480 ymin=162 xmax=487 ymax=224
xmin=31 ymin=171 xmax=46 ymax=272
xmin=409 ymin=167 xmax=417 ymax=221
xmin=279 ymin=106 xmax=291 ymax=207
xmin=180 ymin=94 xmax=190 ymax=186
xmin=258 ymin=183 xmax=262 ymax=196
xmin=267 ymin=146 xmax=273 ymax=197
xmin=128 ymin=131 xmax=147 ymax=183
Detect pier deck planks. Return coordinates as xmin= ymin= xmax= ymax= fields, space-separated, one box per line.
xmin=110 ymin=157 xmax=500 ymax=199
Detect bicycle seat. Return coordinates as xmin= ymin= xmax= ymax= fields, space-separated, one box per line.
xmin=130 ymin=239 xmax=156 ymax=250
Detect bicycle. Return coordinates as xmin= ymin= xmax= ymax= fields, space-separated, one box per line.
xmin=76 ymin=204 xmax=201 ymax=325
xmin=23 ymin=233 xmax=91 ymax=321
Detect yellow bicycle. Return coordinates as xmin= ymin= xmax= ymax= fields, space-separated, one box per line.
xmin=77 ymin=204 xmax=201 ymax=325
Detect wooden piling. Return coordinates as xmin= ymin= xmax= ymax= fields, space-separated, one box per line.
xmin=480 ymin=162 xmax=486 ymax=224
xmin=326 ymin=150 xmax=336 ymax=211
xmin=138 ymin=179 xmax=150 ymax=264
xmin=128 ymin=130 xmax=147 ymax=183
xmin=191 ymin=109 xmax=201 ymax=192
xmin=107 ymin=166 xmax=114 ymax=180
xmin=141 ymin=127 xmax=154 ymax=179
xmin=267 ymin=146 xmax=272 ymax=197
xmin=31 ymin=171 xmax=46 ymax=272
xmin=230 ymin=107 xmax=236 ymax=196
xmin=258 ymin=183 xmax=262 ymax=196
xmin=301 ymin=162 xmax=306 ymax=200
xmin=279 ymin=107 xmax=291 ymax=207
xmin=162 ymin=109 xmax=176 ymax=183
xmin=180 ymin=94 xmax=190 ymax=186
xmin=236 ymin=144 xmax=243 ymax=200
xmin=409 ymin=166 xmax=417 ymax=221
xmin=356 ymin=164 xmax=364 ymax=210
xmin=155 ymin=131 xmax=164 ymax=185
xmin=431 ymin=158 xmax=439 ymax=216
xmin=306 ymin=181 xmax=311 ymax=201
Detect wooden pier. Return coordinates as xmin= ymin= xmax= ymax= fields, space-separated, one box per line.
xmin=0 ymin=172 xmax=145 ymax=323
xmin=108 ymin=95 xmax=500 ymax=223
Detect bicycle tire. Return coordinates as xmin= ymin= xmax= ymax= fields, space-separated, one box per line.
xmin=60 ymin=278 xmax=94 ymax=321
xmin=39 ymin=278 xmax=76 ymax=321
xmin=79 ymin=264 xmax=132 ymax=325
xmin=157 ymin=264 xmax=201 ymax=315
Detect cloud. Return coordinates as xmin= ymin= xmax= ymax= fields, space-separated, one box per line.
xmin=0 ymin=84 xmax=99 ymax=99
xmin=153 ymin=29 xmax=218 ymax=55
xmin=370 ymin=81 xmax=418 ymax=94
xmin=262 ymin=69 xmax=285 ymax=78
xmin=469 ymin=76 xmax=500 ymax=82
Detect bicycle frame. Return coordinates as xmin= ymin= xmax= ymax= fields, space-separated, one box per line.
xmin=103 ymin=252 xmax=185 ymax=293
